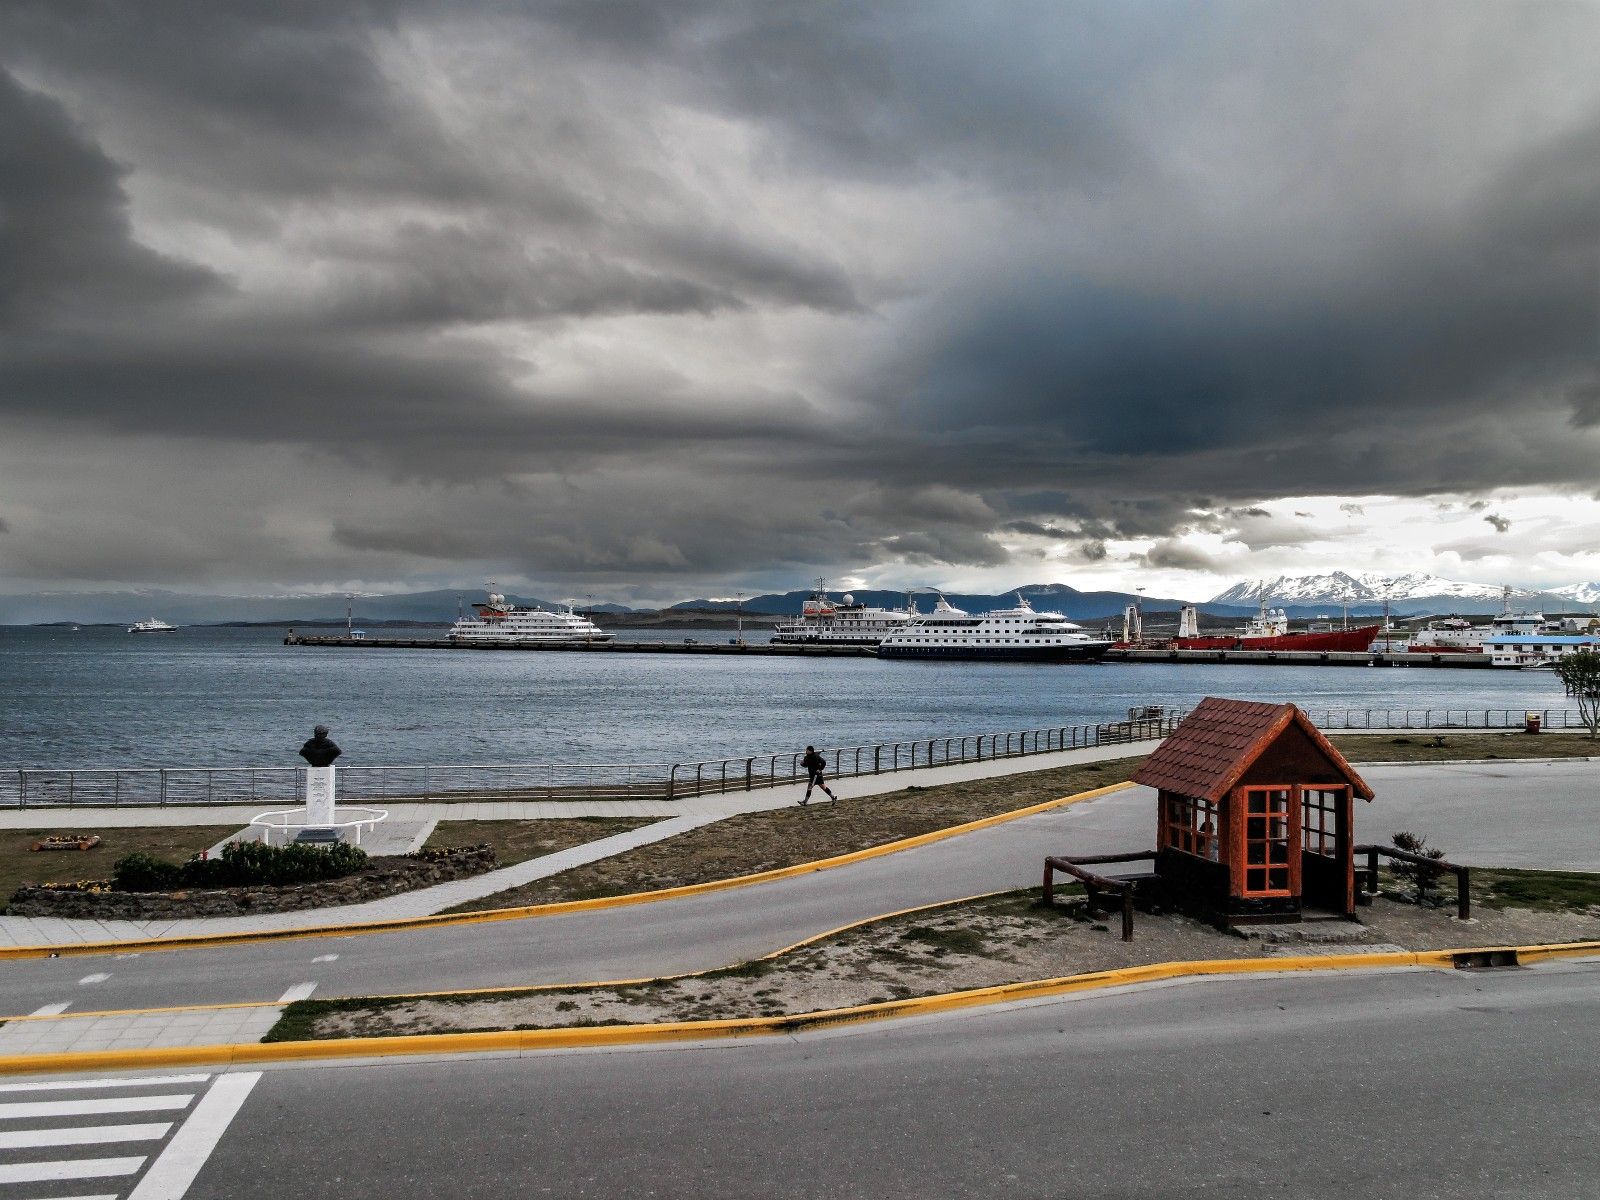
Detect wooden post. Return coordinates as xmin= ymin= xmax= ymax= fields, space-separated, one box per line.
xmin=1120 ymin=886 xmax=1134 ymax=942
xmin=1457 ymin=866 xmax=1471 ymax=920
xmin=1041 ymin=861 xmax=1055 ymax=906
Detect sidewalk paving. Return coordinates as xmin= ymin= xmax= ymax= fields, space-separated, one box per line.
xmin=0 ymin=739 xmax=1161 ymax=949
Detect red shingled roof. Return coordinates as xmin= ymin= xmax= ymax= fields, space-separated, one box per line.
xmin=1132 ymin=696 xmax=1373 ymax=804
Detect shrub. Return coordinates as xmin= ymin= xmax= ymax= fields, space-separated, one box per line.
xmin=111 ymin=841 xmax=369 ymax=893
xmin=1390 ymin=831 xmax=1448 ymax=907
xmin=112 ymin=853 xmax=182 ymax=893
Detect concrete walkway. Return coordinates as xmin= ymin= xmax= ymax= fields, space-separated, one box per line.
xmin=0 ymin=739 xmax=1160 ymax=948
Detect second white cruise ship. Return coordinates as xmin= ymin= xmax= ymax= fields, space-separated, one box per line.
xmin=877 ymin=594 xmax=1111 ymax=662
xmin=447 ymin=593 xmax=614 ymax=644
xmin=772 ymin=583 xmax=912 ymax=646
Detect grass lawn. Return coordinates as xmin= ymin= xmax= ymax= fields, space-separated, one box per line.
xmin=1 ymin=826 xmax=237 ymax=907
xmin=1472 ymin=867 xmax=1600 ymax=913
xmin=425 ymin=817 xmax=660 ymax=869
xmin=1330 ymin=731 xmax=1598 ymax=763
xmin=441 ymin=757 xmax=1144 ymax=913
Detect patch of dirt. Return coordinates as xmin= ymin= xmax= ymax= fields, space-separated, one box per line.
xmin=439 ymin=757 xmax=1144 ymax=913
xmin=425 ymin=817 xmax=659 ymax=868
xmin=274 ymin=886 xmax=1600 ymax=1041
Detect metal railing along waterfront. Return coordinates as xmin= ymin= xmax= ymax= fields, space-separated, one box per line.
xmin=1303 ymin=707 xmax=1584 ymax=731
xmin=6 ymin=707 xmax=1584 ymax=809
xmin=662 ymin=714 xmax=1183 ymax=800
xmin=1 ymin=714 xmax=1183 ymax=809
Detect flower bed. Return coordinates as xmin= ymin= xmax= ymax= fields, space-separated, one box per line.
xmin=6 ymin=845 xmax=496 ymax=919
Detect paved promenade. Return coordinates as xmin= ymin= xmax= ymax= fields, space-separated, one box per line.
xmin=0 ymin=739 xmax=1161 ymax=948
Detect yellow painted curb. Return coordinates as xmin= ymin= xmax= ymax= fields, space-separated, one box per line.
xmin=0 ymin=781 xmax=1136 ymax=961
xmin=4 ymin=937 xmax=1598 ymax=1077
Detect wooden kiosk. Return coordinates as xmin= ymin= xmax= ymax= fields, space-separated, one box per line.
xmin=1130 ymin=697 xmax=1374 ymax=927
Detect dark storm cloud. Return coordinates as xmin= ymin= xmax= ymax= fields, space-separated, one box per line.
xmin=0 ymin=70 xmax=216 ymax=328
xmin=0 ymin=0 xmax=1597 ymax=594
xmin=1140 ymin=540 xmax=1224 ymax=573
xmin=1003 ymin=521 xmax=1073 ymax=540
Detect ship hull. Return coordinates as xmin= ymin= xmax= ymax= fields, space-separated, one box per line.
xmin=877 ymin=643 xmax=1111 ymax=662
xmin=1170 ymin=625 xmax=1380 ymax=653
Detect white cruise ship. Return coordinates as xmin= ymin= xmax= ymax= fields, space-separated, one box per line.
xmin=447 ymin=593 xmax=614 ymax=644
xmin=127 ymin=617 xmax=177 ymax=633
xmin=877 ymin=594 xmax=1111 ymax=662
xmin=1410 ymin=589 xmax=1548 ymax=653
xmin=772 ymin=584 xmax=912 ymax=646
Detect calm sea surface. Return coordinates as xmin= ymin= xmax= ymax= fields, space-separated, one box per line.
xmin=0 ymin=625 xmax=1572 ymax=769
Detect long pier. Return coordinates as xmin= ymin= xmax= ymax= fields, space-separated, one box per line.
xmin=283 ymin=634 xmax=877 ymax=657
xmin=1106 ymin=648 xmax=1496 ymax=668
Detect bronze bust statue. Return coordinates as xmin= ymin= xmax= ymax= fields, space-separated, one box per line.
xmin=298 ymin=724 xmax=342 ymax=768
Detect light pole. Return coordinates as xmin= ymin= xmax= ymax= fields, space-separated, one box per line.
xmin=735 ymin=592 xmax=745 ymax=646
xmin=345 ymin=592 xmax=353 ymax=639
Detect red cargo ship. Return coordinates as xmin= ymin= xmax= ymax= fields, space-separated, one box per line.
xmin=1167 ymin=601 xmax=1379 ymax=652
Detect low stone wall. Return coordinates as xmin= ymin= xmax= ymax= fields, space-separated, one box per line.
xmin=6 ymin=846 xmax=497 ymax=920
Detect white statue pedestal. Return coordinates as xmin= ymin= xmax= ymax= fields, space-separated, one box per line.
xmin=250 ymin=764 xmax=387 ymax=847
xmin=305 ymin=765 xmax=336 ymax=828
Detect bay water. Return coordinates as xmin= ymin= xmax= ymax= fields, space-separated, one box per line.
xmin=0 ymin=625 xmax=1571 ymax=769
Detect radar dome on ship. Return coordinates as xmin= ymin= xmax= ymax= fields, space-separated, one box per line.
xmin=843 ymin=594 xmax=854 ymax=605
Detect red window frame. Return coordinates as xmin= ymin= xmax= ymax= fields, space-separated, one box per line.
xmin=1300 ymin=785 xmax=1348 ymax=857
xmin=1236 ymin=786 xmax=1297 ymax=897
xmin=1161 ymin=793 xmax=1222 ymax=862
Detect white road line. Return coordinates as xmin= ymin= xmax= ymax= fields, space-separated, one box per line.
xmin=126 ymin=1073 xmax=261 ymax=1200
xmin=28 ymin=1002 xmax=72 ymax=1016
xmin=0 ymin=1095 xmax=193 ymax=1120
xmin=77 ymin=973 xmax=111 ymax=985
xmin=0 ymin=1122 xmax=172 ymax=1149
xmin=310 ymin=954 xmax=338 ymax=963
xmin=0 ymin=1156 xmax=146 ymax=1184
xmin=276 ymin=982 xmax=317 ymax=1003
xmin=0 ymin=1074 xmax=209 ymax=1094
xmin=13 ymin=1194 xmax=118 ymax=1200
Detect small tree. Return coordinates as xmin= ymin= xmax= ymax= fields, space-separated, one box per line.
xmin=1389 ymin=831 xmax=1447 ymax=907
xmin=1553 ymin=649 xmax=1600 ymax=740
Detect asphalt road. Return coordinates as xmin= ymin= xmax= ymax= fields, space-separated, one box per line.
xmin=2 ymin=759 xmax=1595 ymax=1018
xmin=177 ymin=958 xmax=1600 ymax=1199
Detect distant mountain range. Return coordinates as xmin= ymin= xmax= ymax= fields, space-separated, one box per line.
xmin=6 ymin=572 xmax=1598 ymax=626
xmin=1209 ymin=571 xmax=1594 ymax=615
xmin=670 ymin=583 xmax=1257 ymax=621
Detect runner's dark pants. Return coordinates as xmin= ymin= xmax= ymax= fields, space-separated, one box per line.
xmin=804 ymin=770 xmax=835 ymax=801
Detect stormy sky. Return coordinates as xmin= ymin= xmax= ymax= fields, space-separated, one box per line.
xmin=2 ymin=0 xmax=1597 ymax=604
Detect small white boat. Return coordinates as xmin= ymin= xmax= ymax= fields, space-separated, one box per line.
xmin=128 ymin=617 xmax=178 ymax=634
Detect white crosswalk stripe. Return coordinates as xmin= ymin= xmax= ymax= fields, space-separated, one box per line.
xmin=0 ymin=1156 xmax=146 ymax=1183
xmin=0 ymin=1071 xmax=257 ymax=1200
xmin=0 ymin=1123 xmax=172 ymax=1149
xmin=0 ymin=1076 xmax=208 ymax=1094
xmin=0 ymin=1095 xmax=193 ymax=1121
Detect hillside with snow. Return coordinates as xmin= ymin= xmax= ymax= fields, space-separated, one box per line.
xmin=1209 ymin=572 xmax=1559 ymax=615
xmin=1549 ymin=582 xmax=1600 ymax=606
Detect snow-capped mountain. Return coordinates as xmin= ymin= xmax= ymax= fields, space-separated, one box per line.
xmin=1211 ymin=572 xmax=1523 ymax=606
xmin=1550 ymin=582 xmax=1600 ymax=606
